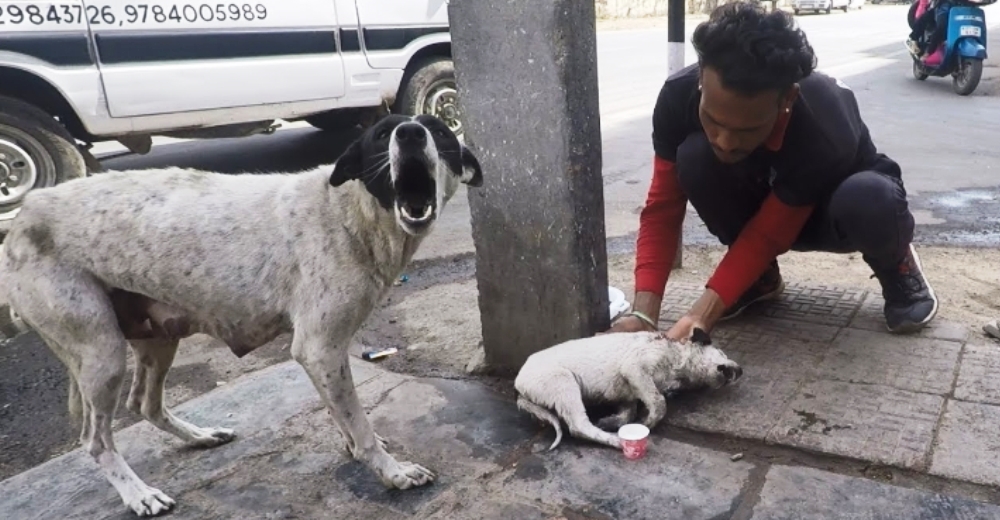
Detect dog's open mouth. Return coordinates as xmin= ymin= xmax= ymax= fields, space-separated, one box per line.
xmin=395 ymin=199 xmax=437 ymax=233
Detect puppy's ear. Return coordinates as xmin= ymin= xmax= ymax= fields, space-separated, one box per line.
xmin=690 ymin=327 xmax=712 ymax=346
xmin=330 ymin=140 xmax=364 ymax=187
xmin=460 ymin=145 xmax=483 ymax=187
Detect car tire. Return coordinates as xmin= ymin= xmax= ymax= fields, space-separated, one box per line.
xmin=394 ymin=56 xmax=463 ymax=137
xmin=0 ymin=95 xmax=87 ymax=238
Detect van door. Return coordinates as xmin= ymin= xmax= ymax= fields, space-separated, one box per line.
xmin=88 ymin=0 xmax=347 ymax=118
xmin=354 ymin=0 xmax=449 ymax=69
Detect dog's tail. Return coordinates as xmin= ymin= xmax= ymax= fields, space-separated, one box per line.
xmin=517 ymin=396 xmax=564 ymax=451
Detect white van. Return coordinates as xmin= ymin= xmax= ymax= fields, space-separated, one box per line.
xmin=0 ymin=0 xmax=459 ymax=225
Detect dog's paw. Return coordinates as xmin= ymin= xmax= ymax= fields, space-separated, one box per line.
xmin=374 ymin=432 xmax=388 ymax=451
xmin=191 ymin=427 xmax=236 ymax=448
xmin=125 ymin=485 xmax=175 ymax=517
xmin=382 ymin=461 xmax=436 ymax=490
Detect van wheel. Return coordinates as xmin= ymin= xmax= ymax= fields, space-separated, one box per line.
xmin=0 ymin=95 xmax=86 ymax=233
xmin=395 ymin=57 xmax=462 ymax=137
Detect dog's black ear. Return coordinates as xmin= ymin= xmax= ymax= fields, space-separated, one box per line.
xmin=460 ymin=145 xmax=483 ymax=187
xmin=330 ymin=140 xmax=364 ymax=187
xmin=690 ymin=327 xmax=712 ymax=346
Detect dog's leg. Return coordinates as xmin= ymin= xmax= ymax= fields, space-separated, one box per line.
xmin=625 ymin=370 xmax=668 ymax=429
xmin=291 ymin=333 xmax=433 ymax=490
xmin=544 ymin=370 xmax=621 ymax=449
xmin=15 ymin=272 xmax=175 ymax=517
xmin=596 ymin=401 xmax=639 ymax=432
xmin=125 ymin=353 xmax=147 ymax=416
xmin=130 ymin=339 xmax=236 ymax=447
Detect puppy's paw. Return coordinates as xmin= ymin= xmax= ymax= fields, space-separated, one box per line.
xmin=381 ymin=461 xmax=436 ymax=490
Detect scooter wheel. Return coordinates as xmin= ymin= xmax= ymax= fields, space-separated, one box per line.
xmin=912 ymin=59 xmax=929 ymax=81
xmin=953 ymin=58 xmax=983 ymax=96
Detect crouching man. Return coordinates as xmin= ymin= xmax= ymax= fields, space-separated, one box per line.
xmin=609 ymin=1 xmax=937 ymax=339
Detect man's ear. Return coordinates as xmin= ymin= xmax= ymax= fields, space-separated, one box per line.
xmin=460 ymin=145 xmax=483 ymax=187
xmin=690 ymin=327 xmax=712 ymax=346
xmin=780 ymin=83 xmax=800 ymax=112
xmin=330 ymin=140 xmax=364 ymax=187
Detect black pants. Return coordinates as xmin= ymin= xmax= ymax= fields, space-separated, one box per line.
xmin=674 ymin=132 xmax=914 ymax=271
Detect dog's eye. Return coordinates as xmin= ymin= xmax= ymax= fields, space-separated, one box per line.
xmin=377 ymin=130 xmax=390 ymax=140
xmin=433 ymin=129 xmax=448 ymax=138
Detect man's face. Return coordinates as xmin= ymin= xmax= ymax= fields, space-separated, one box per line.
xmin=698 ymin=66 xmax=797 ymax=164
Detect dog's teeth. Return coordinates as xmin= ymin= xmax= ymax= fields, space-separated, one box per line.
xmin=420 ymin=206 xmax=432 ymax=219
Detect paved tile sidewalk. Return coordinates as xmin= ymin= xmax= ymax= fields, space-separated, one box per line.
xmin=661 ymin=280 xmax=1000 ymax=487
xmin=2 ymin=347 xmax=1000 ymax=519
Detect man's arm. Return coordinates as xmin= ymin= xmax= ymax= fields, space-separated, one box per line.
xmin=668 ymin=192 xmax=815 ymax=338
xmin=610 ymin=155 xmax=687 ymax=332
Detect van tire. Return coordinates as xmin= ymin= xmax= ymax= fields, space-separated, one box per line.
xmin=0 ymin=95 xmax=87 ymax=237
xmin=394 ymin=57 xmax=462 ymax=137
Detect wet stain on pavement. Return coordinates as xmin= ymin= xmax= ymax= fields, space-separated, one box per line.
xmin=512 ymin=454 xmax=548 ymax=481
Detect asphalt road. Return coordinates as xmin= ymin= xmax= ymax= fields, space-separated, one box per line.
xmin=3 ymin=4 xmax=1000 ymax=483
xmin=96 ymin=4 xmax=1000 ymax=256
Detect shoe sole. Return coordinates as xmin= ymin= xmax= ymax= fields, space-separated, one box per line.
xmin=718 ymin=280 xmax=786 ymax=323
xmin=886 ymin=245 xmax=939 ymax=334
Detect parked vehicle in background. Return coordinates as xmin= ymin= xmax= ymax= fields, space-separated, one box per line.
xmin=0 ymin=0 xmax=460 ymax=232
xmin=792 ymin=0 xmax=865 ymax=14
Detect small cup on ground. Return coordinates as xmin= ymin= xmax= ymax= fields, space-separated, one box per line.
xmin=618 ymin=423 xmax=649 ymax=460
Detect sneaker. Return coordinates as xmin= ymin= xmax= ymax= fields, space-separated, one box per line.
xmin=869 ymin=244 xmax=939 ymax=334
xmin=719 ymin=261 xmax=785 ymax=322
xmin=905 ymin=38 xmax=921 ymax=56
xmin=923 ymin=46 xmax=944 ymax=67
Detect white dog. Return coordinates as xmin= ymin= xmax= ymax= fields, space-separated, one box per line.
xmin=0 ymin=114 xmax=482 ymax=517
xmin=514 ymin=328 xmax=742 ymax=450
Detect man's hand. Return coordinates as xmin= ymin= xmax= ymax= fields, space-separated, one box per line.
xmin=665 ymin=315 xmax=704 ymax=341
xmin=605 ymin=314 xmax=657 ymax=334
xmin=600 ymin=291 xmax=663 ymax=335
xmin=667 ymin=288 xmax=727 ymax=340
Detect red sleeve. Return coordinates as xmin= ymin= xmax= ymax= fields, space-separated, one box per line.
xmin=634 ymin=155 xmax=687 ymax=297
xmin=706 ymin=193 xmax=815 ymax=307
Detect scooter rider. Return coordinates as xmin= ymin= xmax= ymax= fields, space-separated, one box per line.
xmin=907 ymin=0 xmax=952 ymax=66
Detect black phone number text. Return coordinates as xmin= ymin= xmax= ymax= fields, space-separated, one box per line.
xmin=0 ymin=3 xmax=268 ymax=26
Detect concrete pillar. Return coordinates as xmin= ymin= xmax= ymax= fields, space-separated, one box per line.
xmin=669 ymin=0 xmax=685 ymax=269
xmin=449 ymin=0 xmax=609 ymax=374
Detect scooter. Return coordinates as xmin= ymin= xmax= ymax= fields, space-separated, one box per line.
xmin=907 ymin=0 xmax=995 ymax=96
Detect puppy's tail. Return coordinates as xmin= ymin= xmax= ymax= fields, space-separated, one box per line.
xmin=517 ymin=396 xmax=563 ymax=451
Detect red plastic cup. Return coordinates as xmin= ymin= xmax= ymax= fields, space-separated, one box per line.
xmin=618 ymin=424 xmax=650 ymax=460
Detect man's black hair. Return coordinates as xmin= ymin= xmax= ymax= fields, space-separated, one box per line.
xmin=691 ymin=1 xmax=817 ymax=96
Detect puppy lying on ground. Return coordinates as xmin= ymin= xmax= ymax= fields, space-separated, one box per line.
xmin=514 ymin=328 xmax=742 ymax=450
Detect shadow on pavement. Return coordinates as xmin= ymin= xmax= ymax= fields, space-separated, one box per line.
xmin=101 ymin=125 xmax=363 ymax=174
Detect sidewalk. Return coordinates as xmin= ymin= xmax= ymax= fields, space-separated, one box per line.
xmin=2 ymin=351 xmax=1000 ymax=520
xmin=2 ymin=277 xmax=1000 ymax=519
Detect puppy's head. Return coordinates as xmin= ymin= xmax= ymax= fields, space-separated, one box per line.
xmin=687 ymin=327 xmax=743 ymax=390
xmin=329 ymin=114 xmax=483 ymax=236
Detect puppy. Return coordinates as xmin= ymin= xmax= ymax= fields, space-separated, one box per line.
xmin=514 ymin=328 xmax=742 ymax=450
